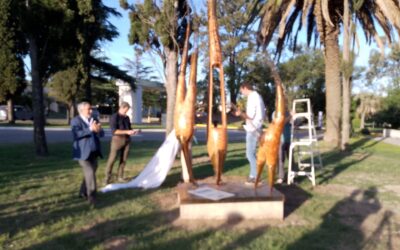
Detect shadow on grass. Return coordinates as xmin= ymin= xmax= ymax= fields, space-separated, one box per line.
xmin=0 ymin=186 xmax=154 ymax=237
xmin=287 ymin=187 xmax=397 ymax=249
xmin=160 ymin=156 xmax=250 ymax=189
xmin=312 ymin=137 xmax=384 ymax=185
xmin=275 ymin=185 xmax=312 ymax=218
xmin=23 ymin=209 xmax=269 ymax=250
xmin=221 ymin=224 xmax=269 ymax=250
xmin=0 ymin=142 xmax=166 ymax=237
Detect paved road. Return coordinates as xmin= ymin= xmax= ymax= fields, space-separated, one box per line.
xmin=0 ymin=127 xmax=246 ymax=144
xmin=2 ymin=126 xmax=397 ymax=146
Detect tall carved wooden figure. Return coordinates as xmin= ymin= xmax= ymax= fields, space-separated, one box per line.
xmin=174 ymin=22 xmax=198 ymax=184
xmin=207 ymin=0 xmax=227 ymax=185
xmin=255 ymin=79 xmax=286 ymax=193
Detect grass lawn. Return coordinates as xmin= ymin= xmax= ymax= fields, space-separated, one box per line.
xmin=0 ymin=136 xmax=399 ymax=249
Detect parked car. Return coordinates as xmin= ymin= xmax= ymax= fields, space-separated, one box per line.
xmin=0 ymin=105 xmax=33 ymax=121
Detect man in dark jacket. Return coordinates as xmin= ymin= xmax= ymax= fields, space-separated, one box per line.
xmin=71 ymin=101 xmax=104 ymax=205
xmin=104 ymin=102 xmax=139 ymax=185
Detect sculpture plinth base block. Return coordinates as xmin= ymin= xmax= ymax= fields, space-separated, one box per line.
xmin=177 ymin=176 xmax=285 ymax=220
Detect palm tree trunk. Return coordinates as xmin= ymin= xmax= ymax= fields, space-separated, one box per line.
xmin=341 ymin=78 xmax=351 ymax=149
xmin=6 ymin=99 xmax=15 ymax=124
xmin=29 ymin=35 xmax=48 ymax=156
xmin=323 ymin=25 xmax=341 ymax=147
xmin=341 ymin=0 xmax=351 ymax=151
xmin=164 ymin=48 xmax=178 ymax=136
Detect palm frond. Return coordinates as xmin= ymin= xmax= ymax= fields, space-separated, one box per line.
xmin=313 ymin=0 xmax=326 ymax=44
xmin=356 ymin=6 xmax=385 ymax=56
xmin=278 ymin=0 xmax=297 ymax=38
xmin=375 ymin=0 xmax=400 ymax=35
xmin=257 ymin=0 xmax=292 ymax=48
xmin=302 ymin=0 xmax=315 ymax=27
xmin=307 ymin=4 xmax=316 ymax=46
xmin=277 ymin=2 xmax=303 ymax=56
xmin=321 ymin=0 xmax=334 ymax=26
xmin=371 ymin=2 xmax=393 ymax=45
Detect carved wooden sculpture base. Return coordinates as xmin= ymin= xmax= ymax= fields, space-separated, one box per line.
xmin=177 ymin=176 xmax=284 ymax=220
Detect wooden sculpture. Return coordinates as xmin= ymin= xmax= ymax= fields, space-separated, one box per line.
xmin=174 ymin=21 xmax=198 ymax=184
xmin=255 ymin=58 xmax=286 ymax=193
xmin=207 ymin=0 xmax=227 ymax=185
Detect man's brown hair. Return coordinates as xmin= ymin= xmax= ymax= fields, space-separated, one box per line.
xmin=240 ymin=81 xmax=253 ymax=90
xmin=119 ymin=101 xmax=130 ymax=109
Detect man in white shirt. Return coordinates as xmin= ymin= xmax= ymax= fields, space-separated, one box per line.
xmin=234 ymin=82 xmax=266 ymax=184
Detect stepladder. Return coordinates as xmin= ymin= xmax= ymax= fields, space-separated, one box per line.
xmin=287 ymin=99 xmax=323 ymax=186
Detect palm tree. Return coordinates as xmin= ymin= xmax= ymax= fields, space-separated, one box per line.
xmin=355 ymin=93 xmax=381 ymax=129
xmin=341 ymin=0 xmax=353 ymax=150
xmin=254 ymin=0 xmax=400 ymax=147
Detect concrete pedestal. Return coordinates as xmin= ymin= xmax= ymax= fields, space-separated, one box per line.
xmin=177 ymin=177 xmax=285 ymax=220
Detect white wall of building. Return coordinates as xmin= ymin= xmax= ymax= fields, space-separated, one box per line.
xmin=116 ymin=79 xmax=142 ymax=124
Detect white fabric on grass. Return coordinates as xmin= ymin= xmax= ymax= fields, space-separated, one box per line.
xmin=100 ymin=129 xmax=180 ymax=192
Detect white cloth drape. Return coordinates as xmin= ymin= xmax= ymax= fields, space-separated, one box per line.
xmin=100 ymin=130 xmax=180 ymax=192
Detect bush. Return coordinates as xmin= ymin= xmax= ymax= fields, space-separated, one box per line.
xmin=361 ymin=128 xmax=370 ymax=135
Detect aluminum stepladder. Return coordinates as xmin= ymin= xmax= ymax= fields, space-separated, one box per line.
xmin=287 ymin=99 xmax=323 ymax=186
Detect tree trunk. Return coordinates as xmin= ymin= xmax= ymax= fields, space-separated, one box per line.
xmin=29 ymin=35 xmax=48 ymax=156
xmin=66 ymin=103 xmax=75 ymax=125
xmin=6 ymin=99 xmax=15 ymax=124
xmin=341 ymin=78 xmax=351 ymax=149
xmin=360 ymin=112 xmax=365 ymax=129
xmin=164 ymin=48 xmax=178 ymax=136
xmin=341 ymin=0 xmax=351 ymax=151
xmin=323 ymin=25 xmax=341 ymax=147
xmin=83 ymin=62 xmax=91 ymax=102
xmin=228 ymin=53 xmax=237 ymax=104
xmin=147 ymin=106 xmax=152 ymax=123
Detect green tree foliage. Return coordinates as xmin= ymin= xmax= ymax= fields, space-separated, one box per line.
xmin=143 ymin=89 xmax=161 ymax=121
xmin=120 ymin=0 xmax=191 ymax=134
xmin=355 ymin=93 xmax=381 ymax=129
xmin=243 ymin=53 xmax=274 ymax=119
xmin=369 ymin=44 xmax=400 ymax=128
xmin=217 ymin=0 xmax=261 ymax=104
xmin=279 ymin=48 xmax=325 ymax=115
xmin=386 ymin=45 xmax=400 ymax=89
xmin=14 ymin=0 xmax=129 ymax=156
xmin=71 ymin=0 xmax=125 ymax=100
xmin=367 ymin=45 xmax=400 ymax=91
xmin=254 ymin=0 xmax=400 ymax=146
xmin=21 ymin=0 xmax=78 ymax=156
xmin=47 ymin=67 xmax=80 ymax=124
xmin=377 ymin=89 xmax=400 ymax=129
xmin=197 ymin=68 xmax=223 ymax=118
xmin=91 ymin=80 xmax=118 ymax=111
xmin=0 ymin=0 xmax=27 ymax=122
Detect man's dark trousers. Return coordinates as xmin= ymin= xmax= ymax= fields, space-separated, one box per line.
xmin=104 ymin=136 xmax=130 ymax=184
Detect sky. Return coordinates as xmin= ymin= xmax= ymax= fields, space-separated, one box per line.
xmin=102 ymin=0 xmax=207 ymax=83
xmin=21 ymin=0 xmax=384 ymax=93
xmin=102 ymin=0 xmax=132 ymax=68
xmin=102 ymin=0 xmax=380 ymax=86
